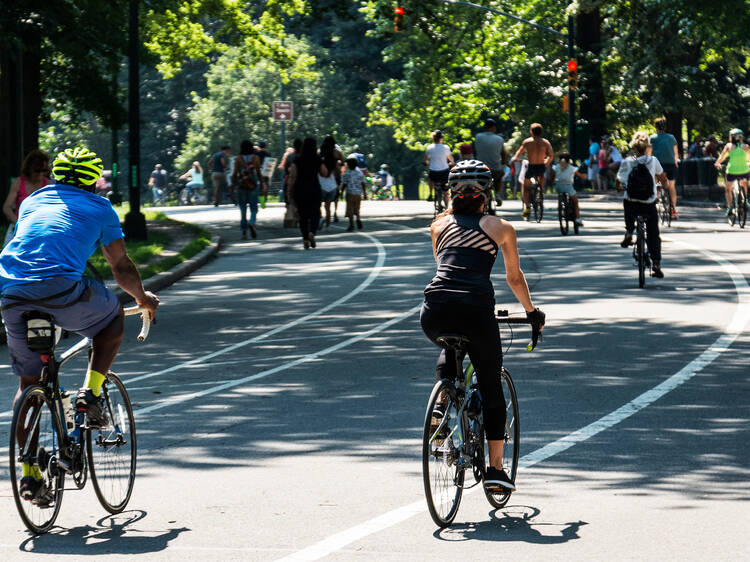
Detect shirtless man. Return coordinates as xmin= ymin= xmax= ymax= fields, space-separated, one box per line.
xmin=510 ymin=123 xmax=554 ymax=219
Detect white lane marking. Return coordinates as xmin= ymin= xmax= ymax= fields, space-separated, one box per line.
xmin=0 ymin=232 xmax=386 ymax=421
xmin=133 ymin=305 xmax=422 ymax=416
xmin=274 ymin=239 xmax=750 ymax=562
xmin=125 ymin=231 xmax=386 ymax=385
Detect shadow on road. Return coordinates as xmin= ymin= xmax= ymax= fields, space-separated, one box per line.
xmin=434 ymin=504 xmax=587 ymax=544
xmin=18 ymin=510 xmax=189 ymax=555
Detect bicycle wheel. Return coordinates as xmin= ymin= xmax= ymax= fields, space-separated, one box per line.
xmin=557 ymin=196 xmax=569 ymax=235
xmin=484 ymin=368 xmax=520 ymax=509
xmin=536 ymin=187 xmax=544 ymax=223
xmin=422 ymin=380 xmax=464 ymax=527
xmin=738 ymin=190 xmax=747 ymax=228
xmin=87 ymin=372 xmax=137 ymax=513
xmin=9 ymin=386 xmax=65 ymax=534
xmin=728 ymin=190 xmax=737 ymax=227
xmin=637 ymin=223 xmax=646 ymax=289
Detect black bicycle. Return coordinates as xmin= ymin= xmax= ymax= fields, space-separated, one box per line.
xmin=529 ymin=176 xmax=544 ymax=223
xmin=633 ymin=215 xmax=650 ymax=288
xmin=727 ymin=178 xmax=747 ymax=228
xmin=422 ymin=311 xmax=542 ymax=528
xmin=657 ymin=185 xmax=673 ymax=227
xmin=557 ymin=193 xmax=579 ymax=235
xmin=433 ymin=177 xmax=450 ymax=218
xmin=9 ymin=306 xmax=151 ymax=534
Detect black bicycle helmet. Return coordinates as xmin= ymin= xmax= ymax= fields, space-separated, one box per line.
xmin=448 ymin=159 xmax=492 ymax=197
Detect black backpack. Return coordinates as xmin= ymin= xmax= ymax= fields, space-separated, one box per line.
xmin=626 ymin=157 xmax=653 ymax=200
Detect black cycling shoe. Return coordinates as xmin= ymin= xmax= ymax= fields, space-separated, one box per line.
xmin=20 ymin=476 xmax=53 ymax=507
xmin=484 ymin=466 xmax=516 ymax=492
xmin=620 ymin=235 xmax=633 ymax=248
xmin=76 ymin=388 xmax=109 ymax=429
xmin=652 ymin=265 xmax=665 ymax=278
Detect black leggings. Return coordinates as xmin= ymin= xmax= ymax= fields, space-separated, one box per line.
xmin=420 ymin=300 xmax=506 ymax=440
xmin=297 ymin=204 xmax=321 ymax=241
xmin=623 ymin=200 xmax=661 ymax=264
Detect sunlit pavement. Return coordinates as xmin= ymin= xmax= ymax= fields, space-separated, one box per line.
xmin=0 ymin=199 xmax=748 ymax=559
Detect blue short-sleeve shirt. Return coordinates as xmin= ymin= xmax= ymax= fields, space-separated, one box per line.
xmin=0 ymin=184 xmax=124 ymax=290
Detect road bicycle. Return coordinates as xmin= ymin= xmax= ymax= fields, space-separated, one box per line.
xmin=726 ymin=179 xmax=747 ymax=228
xmin=9 ymin=306 xmax=151 ymax=534
xmin=657 ymin=185 xmax=673 ymax=227
xmin=433 ymin=178 xmax=449 ymax=218
xmin=529 ymin=176 xmax=544 ymax=223
xmin=422 ymin=311 xmax=542 ymax=528
xmin=557 ymin=193 xmax=579 ymax=235
xmin=633 ymin=215 xmax=651 ymax=288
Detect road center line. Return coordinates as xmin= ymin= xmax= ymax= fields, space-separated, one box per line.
xmin=274 ymin=239 xmax=750 ymax=562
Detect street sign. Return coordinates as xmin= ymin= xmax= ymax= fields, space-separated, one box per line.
xmin=273 ymin=101 xmax=293 ymax=122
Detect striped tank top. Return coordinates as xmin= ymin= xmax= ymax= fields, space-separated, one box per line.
xmin=424 ymin=213 xmax=498 ymax=306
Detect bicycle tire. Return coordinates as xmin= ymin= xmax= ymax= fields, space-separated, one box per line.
xmin=558 ymin=196 xmax=569 ymax=235
xmin=637 ymin=222 xmax=646 ymax=289
xmin=738 ymin=190 xmax=747 ymax=228
xmin=484 ymin=368 xmax=520 ymax=509
xmin=728 ymin=191 xmax=738 ymax=226
xmin=9 ymin=386 xmax=65 ymax=534
xmin=422 ymin=379 xmax=464 ymax=527
xmin=536 ymin=187 xmax=544 ymax=223
xmin=87 ymin=372 xmax=137 ymax=513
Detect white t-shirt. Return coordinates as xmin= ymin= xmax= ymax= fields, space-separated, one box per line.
xmin=553 ymin=163 xmax=575 ymax=185
xmin=425 ymin=143 xmax=452 ymax=171
xmin=616 ymin=155 xmax=663 ymax=203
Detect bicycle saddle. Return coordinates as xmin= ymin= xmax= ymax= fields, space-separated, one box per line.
xmin=435 ymin=334 xmax=470 ymax=351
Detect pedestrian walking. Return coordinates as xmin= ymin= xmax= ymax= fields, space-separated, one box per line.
xmin=474 ymin=118 xmax=507 ymax=206
xmin=209 ymin=145 xmax=231 ymax=206
xmin=342 ymin=156 xmax=367 ymax=231
xmin=289 ymin=138 xmax=326 ymax=249
xmin=149 ymin=163 xmax=169 ymax=204
xmin=2 ymin=149 xmax=51 ymax=247
xmin=319 ymin=136 xmax=343 ymax=229
xmin=232 ymin=140 xmax=261 ymax=240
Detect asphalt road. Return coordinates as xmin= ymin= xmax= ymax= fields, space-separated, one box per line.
xmin=0 ymin=198 xmax=748 ymax=560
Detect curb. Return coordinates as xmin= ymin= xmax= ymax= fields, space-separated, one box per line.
xmin=0 ymin=234 xmax=221 ymax=345
xmin=575 ymin=192 xmax=722 ymax=209
xmin=115 ymin=233 xmax=222 ymax=304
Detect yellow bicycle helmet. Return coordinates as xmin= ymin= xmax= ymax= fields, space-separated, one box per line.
xmin=51 ymin=147 xmax=103 ymax=188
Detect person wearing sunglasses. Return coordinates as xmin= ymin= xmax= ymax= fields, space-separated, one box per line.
xmin=3 ymin=150 xmax=51 ymax=246
xmin=420 ymin=159 xmax=545 ymax=493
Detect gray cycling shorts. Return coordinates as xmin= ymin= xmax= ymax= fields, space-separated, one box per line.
xmin=1 ymin=277 xmax=121 ymax=378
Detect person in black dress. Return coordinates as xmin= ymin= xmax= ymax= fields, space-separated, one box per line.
xmin=288 ymin=138 xmax=328 ymax=249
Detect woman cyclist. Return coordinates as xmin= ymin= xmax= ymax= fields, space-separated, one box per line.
xmin=420 ymin=160 xmax=545 ymax=493
xmin=424 ymin=130 xmax=454 ymax=206
xmin=715 ymin=128 xmax=750 ymax=216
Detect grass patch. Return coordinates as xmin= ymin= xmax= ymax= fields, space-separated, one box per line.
xmin=89 ymin=218 xmax=211 ymax=281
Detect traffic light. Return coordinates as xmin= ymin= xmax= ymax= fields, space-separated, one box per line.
xmin=394 ymin=6 xmax=405 ymax=33
xmin=567 ymin=59 xmax=578 ymax=90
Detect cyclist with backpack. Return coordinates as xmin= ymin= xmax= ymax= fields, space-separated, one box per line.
xmin=616 ymin=132 xmax=669 ymax=279
xmin=232 ymin=140 xmax=261 ymax=239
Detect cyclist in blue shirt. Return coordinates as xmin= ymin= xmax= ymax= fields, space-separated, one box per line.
xmin=0 ymin=147 xmax=159 ymax=502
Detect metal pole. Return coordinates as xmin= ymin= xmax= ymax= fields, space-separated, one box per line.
xmin=110 ymin=65 xmax=122 ymax=205
xmin=124 ymin=0 xmax=146 ymax=240
xmin=568 ymin=16 xmax=576 ymax=157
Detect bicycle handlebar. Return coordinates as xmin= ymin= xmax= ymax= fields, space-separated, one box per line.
xmin=124 ymin=305 xmax=151 ymax=342
xmin=495 ymin=309 xmax=544 ymax=351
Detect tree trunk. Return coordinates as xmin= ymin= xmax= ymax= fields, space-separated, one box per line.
xmin=0 ymin=31 xmax=42 ymax=222
xmin=665 ymin=111 xmax=683 ymax=160
xmin=576 ymin=6 xmax=607 ymax=137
